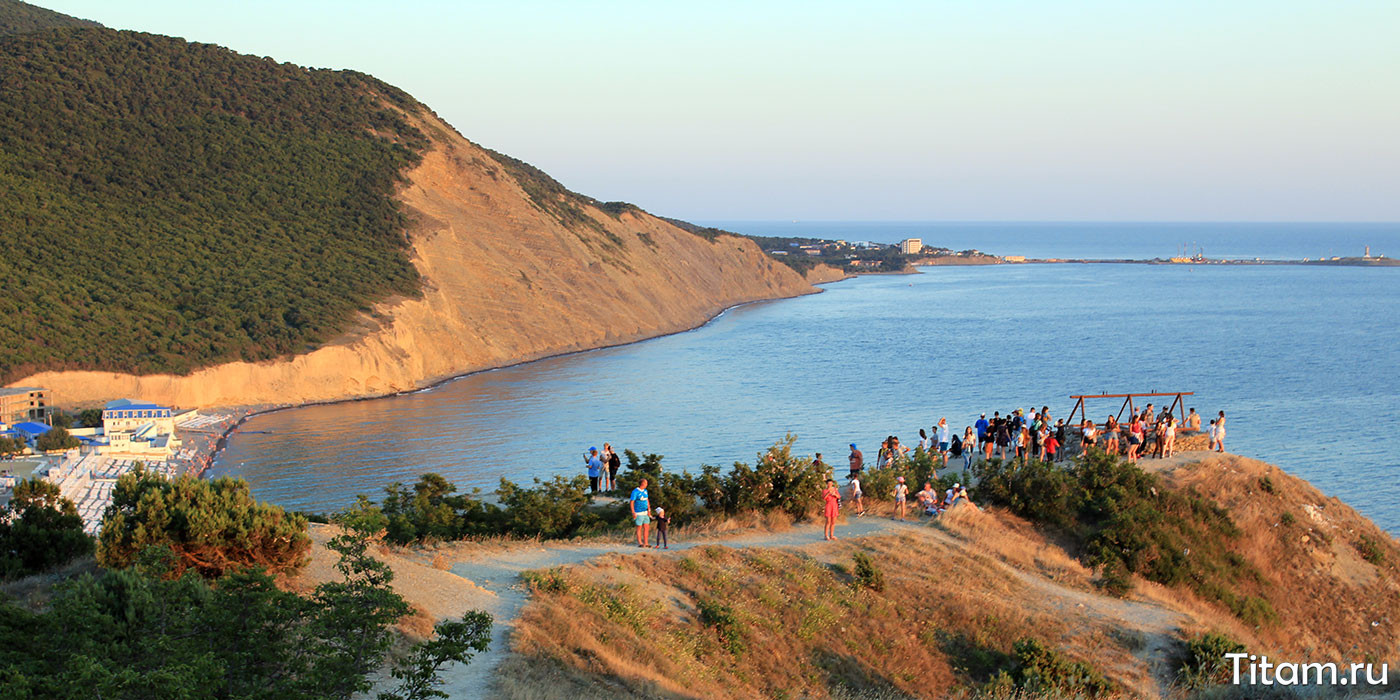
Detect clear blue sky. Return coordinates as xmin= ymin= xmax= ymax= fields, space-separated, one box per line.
xmin=38 ymin=1 xmax=1400 ymax=221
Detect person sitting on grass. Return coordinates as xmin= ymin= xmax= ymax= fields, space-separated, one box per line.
xmin=893 ymin=476 xmax=909 ymax=521
xmin=916 ymin=482 xmax=940 ymax=517
xmin=631 ymin=478 xmax=652 ymax=548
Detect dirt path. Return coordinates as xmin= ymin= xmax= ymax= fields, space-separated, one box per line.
xmin=427 ymin=512 xmax=1185 ymax=698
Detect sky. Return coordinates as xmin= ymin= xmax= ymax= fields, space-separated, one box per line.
xmin=36 ymin=0 xmax=1400 ymax=222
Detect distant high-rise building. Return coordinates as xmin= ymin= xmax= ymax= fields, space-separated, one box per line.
xmin=899 ymin=238 xmax=923 ymax=255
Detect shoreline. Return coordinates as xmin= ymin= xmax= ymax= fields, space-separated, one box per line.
xmin=196 ymin=280 xmax=855 ymax=474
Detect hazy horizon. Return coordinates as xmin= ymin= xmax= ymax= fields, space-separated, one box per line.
xmin=36 ymin=1 xmax=1400 ymax=223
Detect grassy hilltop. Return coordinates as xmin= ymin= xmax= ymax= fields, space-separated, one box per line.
xmin=0 ymin=4 xmax=428 ymax=382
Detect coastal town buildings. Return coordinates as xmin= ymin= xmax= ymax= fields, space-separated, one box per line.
xmin=898 ymin=238 xmax=923 ymax=255
xmin=0 ymin=387 xmax=50 ymax=424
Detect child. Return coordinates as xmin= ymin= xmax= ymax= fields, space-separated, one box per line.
xmin=1043 ymin=432 xmax=1060 ymax=462
xmin=893 ymin=476 xmax=909 ymax=521
xmin=653 ymin=507 xmax=669 ymax=549
xmin=849 ymin=475 xmax=865 ymax=517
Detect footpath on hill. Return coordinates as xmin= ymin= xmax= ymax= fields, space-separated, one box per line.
xmin=403 ymin=511 xmax=1185 ymax=698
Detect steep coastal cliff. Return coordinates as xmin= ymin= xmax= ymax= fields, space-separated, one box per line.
xmin=17 ymin=111 xmax=839 ymax=407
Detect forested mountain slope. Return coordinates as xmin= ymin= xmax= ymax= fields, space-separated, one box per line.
xmin=0 ymin=26 xmax=428 ymax=382
xmin=0 ymin=0 xmax=98 ymax=37
xmin=3 ymin=7 xmax=828 ymax=407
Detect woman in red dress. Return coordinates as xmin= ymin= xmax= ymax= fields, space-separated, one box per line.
xmin=822 ymin=479 xmax=841 ymax=541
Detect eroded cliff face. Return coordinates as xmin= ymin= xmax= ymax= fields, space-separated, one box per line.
xmin=16 ymin=113 xmax=826 ymax=408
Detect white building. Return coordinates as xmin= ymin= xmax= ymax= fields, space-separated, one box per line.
xmin=99 ymin=399 xmax=181 ymax=457
xmin=899 ymin=238 xmax=923 ymax=255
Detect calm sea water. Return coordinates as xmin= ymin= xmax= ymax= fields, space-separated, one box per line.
xmin=213 ymin=228 xmax=1400 ymax=535
xmin=706 ymin=221 xmax=1400 ymax=261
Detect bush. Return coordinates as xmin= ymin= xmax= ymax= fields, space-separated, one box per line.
xmin=1177 ymin=632 xmax=1247 ymax=689
xmin=1096 ymin=560 xmax=1133 ymax=598
xmin=97 ymin=467 xmax=310 ymax=578
xmin=974 ymin=450 xmax=1264 ymax=623
xmin=989 ymin=638 xmax=1113 ymax=698
xmin=497 ymin=475 xmax=592 ymax=539
xmin=697 ymin=597 xmax=745 ymax=654
xmin=1354 ymin=535 xmax=1387 ymax=566
xmin=0 ymin=479 xmax=92 ymax=579
xmin=852 ymin=552 xmax=885 ymax=592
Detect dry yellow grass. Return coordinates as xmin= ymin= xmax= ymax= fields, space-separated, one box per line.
xmin=1143 ymin=453 xmax=1400 ymax=662
xmin=501 ymin=530 xmax=1164 ymax=699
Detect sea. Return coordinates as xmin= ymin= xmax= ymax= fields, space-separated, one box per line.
xmin=211 ymin=222 xmax=1400 ymax=534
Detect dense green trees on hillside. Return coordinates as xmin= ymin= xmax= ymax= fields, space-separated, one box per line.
xmin=0 ymin=27 xmax=429 ymax=381
xmin=0 ymin=0 xmax=100 ymax=37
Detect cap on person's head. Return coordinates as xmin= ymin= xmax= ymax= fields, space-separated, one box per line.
xmin=850 ymin=443 xmax=857 ymax=449
xmin=953 ymin=483 xmax=961 ymax=489
xmin=897 ymin=476 xmax=905 ymax=483
xmin=589 ymin=446 xmax=598 ymax=452
xmin=980 ymin=413 xmax=986 ymax=417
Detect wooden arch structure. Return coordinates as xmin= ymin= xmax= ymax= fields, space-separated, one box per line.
xmin=1064 ymin=391 xmax=1193 ymax=426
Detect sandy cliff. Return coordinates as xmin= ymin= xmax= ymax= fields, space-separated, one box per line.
xmin=16 ymin=113 xmax=823 ymax=408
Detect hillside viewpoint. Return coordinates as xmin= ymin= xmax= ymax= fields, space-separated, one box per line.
xmin=0 ymin=4 xmax=838 ymax=406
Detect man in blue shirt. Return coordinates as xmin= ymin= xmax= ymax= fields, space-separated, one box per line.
xmin=631 ymin=478 xmax=652 ymax=547
xmin=975 ymin=413 xmax=990 ymax=442
xmin=585 ymin=447 xmax=603 ymax=494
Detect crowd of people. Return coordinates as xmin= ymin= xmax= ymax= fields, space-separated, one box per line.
xmin=593 ymin=404 xmax=1227 ymax=545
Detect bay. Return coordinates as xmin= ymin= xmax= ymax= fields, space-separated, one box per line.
xmin=213 ymin=257 xmax=1400 ymax=535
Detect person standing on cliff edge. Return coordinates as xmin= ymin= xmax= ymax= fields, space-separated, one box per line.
xmin=822 ymin=479 xmax=841 ymax=541
xmin=848 ymin=443 xmax=863 ymax=479
xmin=585 ymin=447 xmax=603 ymax=494
xmin=631 ymin=478 xmax=652 ymax=547
xmin=1215 ymin=411 xmax=1227 ymax=452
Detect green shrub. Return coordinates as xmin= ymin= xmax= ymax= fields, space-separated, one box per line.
xmin=1279 ymin=511 xmax=1295 ymax=526
xmin=97 ymin=467 xmax=309 ymax=578
xmin=1257 ymin=476 xmax=1275 ymax=494
xmin=1096 ymin=560 xmax=1133 ymax=598
xmin=497 ymin=475 xmax=592 ymax=539
xmin=1177 ymin=632 xmax=1247 ymax=689
xmin=974 ymin=450 xmax=1266 ymax=626
xmin=852 ymin=552 xmax=885 ymax=593
xmin=697 ymin=597 xmax=745 ymax=654
xmin=0 ymin=479 xmax=92 ymax=579
xmin=999 ymin=637 xmax=1113 ymax=697
xmin=1354 ymin=535 xmax=1387 ymax=566
xmin=520 ymin=568 xmax=571 ymax=594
